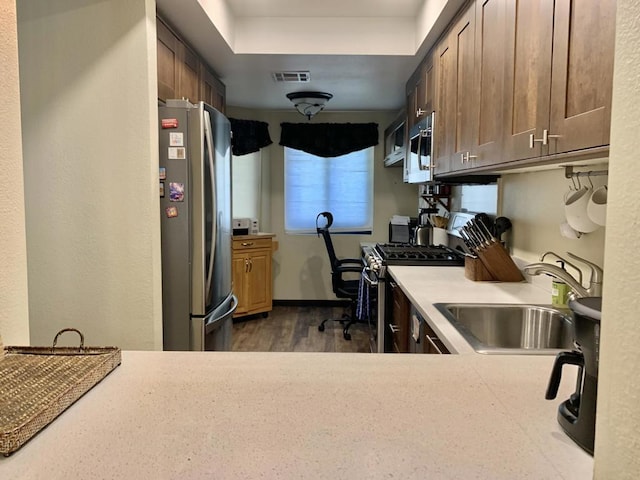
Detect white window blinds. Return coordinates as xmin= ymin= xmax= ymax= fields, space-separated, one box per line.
xmin=284 ymin=147 xmax=374 ymax=234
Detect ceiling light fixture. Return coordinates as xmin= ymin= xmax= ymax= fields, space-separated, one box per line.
xmin=286 ymin=91 xmax=333 ymax=120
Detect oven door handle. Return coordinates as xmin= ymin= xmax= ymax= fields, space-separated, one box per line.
xmin=363 ymin=268 xmax=379 ymax=286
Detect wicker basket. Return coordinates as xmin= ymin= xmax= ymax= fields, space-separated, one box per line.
xmin=0 ymin=328 xmax=121 ymax=456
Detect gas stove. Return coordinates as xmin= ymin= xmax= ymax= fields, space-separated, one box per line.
xmin=360 ymin=242 xmax=465 ymax=354
xmin=374 ymin=243 xmax=464 ymax=266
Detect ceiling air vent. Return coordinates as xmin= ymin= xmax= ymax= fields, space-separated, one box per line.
xmin=272 ymin=71 xmax=310 ymax=83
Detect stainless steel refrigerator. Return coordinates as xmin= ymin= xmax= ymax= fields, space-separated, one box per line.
xmin=159 ymin=99 xmax=237 ymax=351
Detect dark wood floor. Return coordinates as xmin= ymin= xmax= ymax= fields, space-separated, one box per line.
xmin=232 ymin=306 xmax=372 ymax=353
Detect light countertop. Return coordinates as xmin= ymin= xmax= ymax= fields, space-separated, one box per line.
xmin=0 ymin=266 xmax=594 ymax=479
xmin=0 ymin=352 xmax=592 ymax=479
xmin=388 ymin=265 xmax=553 ymax=354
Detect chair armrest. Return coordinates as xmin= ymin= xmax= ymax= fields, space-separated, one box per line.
xmin=337 ymin=258 xmax=361 ymax=266
xmin=336 ymin=265 xmax=363 ymax=274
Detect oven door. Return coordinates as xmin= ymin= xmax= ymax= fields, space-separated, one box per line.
xmin=407 ymin=112 xmax=434 ymax=184
xmin=360 ymin=267 xmax=380 ymax=353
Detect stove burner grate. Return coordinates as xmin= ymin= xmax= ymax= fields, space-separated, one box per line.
xmin=375 ymin=243 xmax=464 ymax=266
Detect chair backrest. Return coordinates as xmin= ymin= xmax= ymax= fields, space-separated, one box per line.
xmin=316 ymin=212 xmax=339 ymax=272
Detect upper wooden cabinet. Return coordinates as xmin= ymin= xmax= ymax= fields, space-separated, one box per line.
xmin=502 ymin=0 xmax=616 ymax=162
xmin=156 ymin=17 xmax=226 ymax=112
xmin=548 ymin=0 xmax=616 ymax=154
xmin=406 ymin=56 xmax=436 ymax=130
xmin=433 ymin=5 xmax=476 ymax=174
xmin=473 ymin=0 xmax=508 ymax=166
xmin=156 ymin=19 xmax=180 ymax=101
xmin=200 ymin=67 xmax=226 ymax=114
xmin=429 ymin=0 xmax=616 ymax=177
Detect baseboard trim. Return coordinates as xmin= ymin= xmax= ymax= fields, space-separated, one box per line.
xmin=273 ymin=299 xmax=350 ymax=308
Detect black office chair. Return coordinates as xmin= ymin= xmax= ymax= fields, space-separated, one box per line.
xmin=316 ymin=212 xmax=362 ymax=341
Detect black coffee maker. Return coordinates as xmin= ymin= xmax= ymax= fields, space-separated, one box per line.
xmin=545 ymin=297 xmax=601 ymax=455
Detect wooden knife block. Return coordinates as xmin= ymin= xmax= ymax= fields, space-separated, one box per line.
xmin=465 ymin=242 xmax=525 ymax=283
xmin=465 ymin=257 xmax=496 ymax=281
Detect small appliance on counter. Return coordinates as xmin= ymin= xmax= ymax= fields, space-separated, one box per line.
xmin=388 ymin=215 xmax=416 ymax=244
xmin=233 ymin=218 xmax=259 ymax=235
xmin=413 ymin=225 xmax=432 ymax=246
xmin=545 ymin=297 xmax=602 ymax=455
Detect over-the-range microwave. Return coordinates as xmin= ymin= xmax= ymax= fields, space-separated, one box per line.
xmin=407 ymin=112 xmax=435 ymax=183
xmin=383 ymin=116 xmax=406 ymax=167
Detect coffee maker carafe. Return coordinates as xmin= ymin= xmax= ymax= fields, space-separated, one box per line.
xmin=545 ymin=297 xmax=601 ymax=455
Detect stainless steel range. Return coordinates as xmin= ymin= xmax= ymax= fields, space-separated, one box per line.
xmin=361 ymin=243 xmax=464 ymax=352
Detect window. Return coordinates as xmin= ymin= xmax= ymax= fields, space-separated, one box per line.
xmin=284 ymin=147 xmax=374 ymax=234
xmin=232 ymin=150 xmax=261 ymax=220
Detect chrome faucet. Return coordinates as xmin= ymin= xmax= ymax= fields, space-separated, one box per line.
xmin=524 ymin=251 xmax=603 ymax=298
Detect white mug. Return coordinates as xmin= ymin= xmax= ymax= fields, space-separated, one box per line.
xmin=587 ymin=185 xmax=607 ymax=226
xmin=564 ymin=186 xmax=599 ymax=233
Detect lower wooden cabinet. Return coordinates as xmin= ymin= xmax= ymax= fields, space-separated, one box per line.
xmin=422 ymin=318 xmax=450 ymax=354
xmin=386 ymin=281 xmax=411 ymax=353
xmin=232 ymin=235 xmax=274 ymax=318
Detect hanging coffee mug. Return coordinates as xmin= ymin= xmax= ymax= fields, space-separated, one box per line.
xmin=587 ymin=185 xmax=607 ymax=226
xmin=564 ymin=186 xmax=599 ymax=233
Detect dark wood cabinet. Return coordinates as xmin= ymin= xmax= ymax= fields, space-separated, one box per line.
xmin=548 ymin=0 xmax=616 ymax=154
xmin=156 ymin=17 xmax=226 ymax=110
xmin=200 ymin=66 xmax=226 ymax=114
xmin=423 ymin=320 xmax=450 ymax=354
xmin=156 ymin=19 xmax=180 ymax=101
xmin=502 ymin=0 xmax=615 ymax=162
xmin=473 ymin=0 xmax=508 ymax=166
xmin=179 ymin=43 xmax=200 ymax=104
xmin=407 ymin=56 xmax=436 ymax=130
xmin=431 ymin=0 xmax=615 ymax=177
xmin=386 ymin=282 xmax=411 ymax=353
xmin=433 ymin=5 xmax=476 ymax=174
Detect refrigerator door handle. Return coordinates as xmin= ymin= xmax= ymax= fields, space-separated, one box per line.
xmin=204 ymin=295 xmax=238 ymax=335
xmin=203 ymin=109 xmax=217 ymax=302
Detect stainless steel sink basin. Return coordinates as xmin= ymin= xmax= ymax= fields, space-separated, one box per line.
xmin=434 ymin=303 xmax=574 ymax=354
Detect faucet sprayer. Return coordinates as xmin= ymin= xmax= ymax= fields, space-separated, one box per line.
xmin=524 ymin=252 xmax=602 ymax=299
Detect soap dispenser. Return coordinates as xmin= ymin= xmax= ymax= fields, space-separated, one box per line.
xmin=551 ymin=261 xmax=570 ymax=307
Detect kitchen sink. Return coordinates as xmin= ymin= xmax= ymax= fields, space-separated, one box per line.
xmin=434 ymin=303 xmax=574 ymax=355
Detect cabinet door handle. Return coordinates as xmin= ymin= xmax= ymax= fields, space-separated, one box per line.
xmin=425 ymin=335 xmax=444 ymax=354
xmin=416 ymin=108 xmax=427 ymax=117
xmin=249 ymin=259 xmax=253 ymax=272
xmin=460 ymin=152 xmax=477 ymax=163
xmin=241 ymin=242 xmax=254 ymax=247
xmin=544 ymin=129 xmax=561 ymax=143
xmin=244 ymin=258 xmax=249 ymax=272
xmin=389 ymin=324 xmax=401 ymax=334
xmin=530 ymin=129 xmax=561 ymax=148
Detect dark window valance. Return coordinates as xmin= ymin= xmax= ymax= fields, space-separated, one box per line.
xmin=279 ymin=122 xmax=379 ymax=158
xmin=229 ymin=118 xmax=273 ymax=156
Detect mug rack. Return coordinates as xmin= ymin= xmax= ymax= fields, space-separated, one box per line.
xmin=564 ymin=165 xmax=608 ymax=180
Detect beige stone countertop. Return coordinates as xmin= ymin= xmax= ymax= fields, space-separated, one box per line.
xmin=0 ymin=351 xmax=592 ymax=479
xmin=388 ymin=265 xmax=553 ymax=354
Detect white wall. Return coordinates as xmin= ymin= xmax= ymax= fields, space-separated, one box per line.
xmin=226 ymin=107 xmax=418 ymax=300
xmin=0 ymin=0 xmax=30 ymax=345
xmin=17 ymin=0 xmax=163 ymax=350
xmin=594 ymin=0 xmax=640 ymax=476
xmin=501 ymin=165 xmax=608 ymax=282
